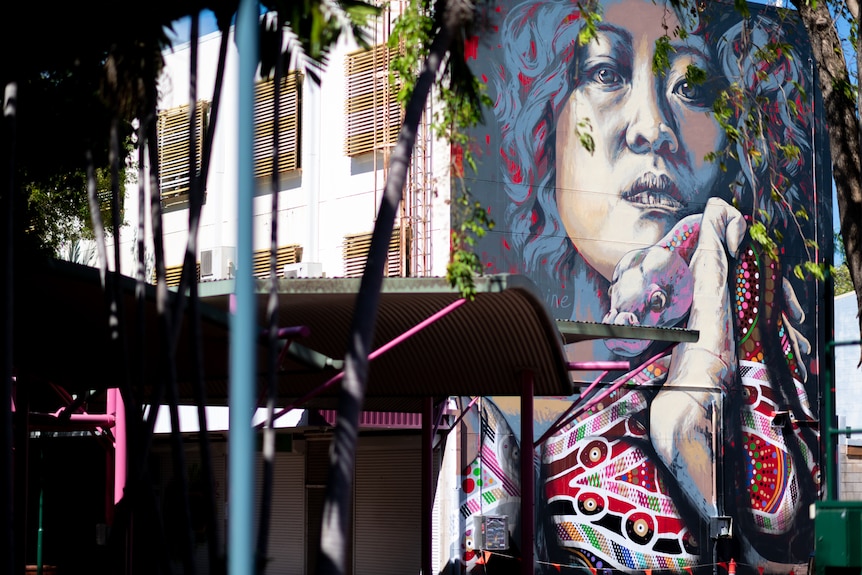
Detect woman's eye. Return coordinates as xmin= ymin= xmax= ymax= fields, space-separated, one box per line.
xmin=672 ymin=78 xmax=707 ymax=105
xmin=589 ymin=66 xmax=623 ymax=87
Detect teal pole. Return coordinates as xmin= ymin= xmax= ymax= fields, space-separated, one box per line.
xmin=230 ymin=2 xmax=258 ymax=575
xmin=36 ymin=446 xmax=43 ymax=575
xmin=36 ymin=487 xmax=43 ymax=575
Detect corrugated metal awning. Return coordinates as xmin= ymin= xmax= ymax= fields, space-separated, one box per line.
xmin=196 ymin=274 xmax=575 ymax=411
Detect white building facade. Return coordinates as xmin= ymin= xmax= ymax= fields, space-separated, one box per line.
xmin=114 ymin=9 xmax=452 ymax=285
xmin=834 ymin=293 xmax=862 ymax=499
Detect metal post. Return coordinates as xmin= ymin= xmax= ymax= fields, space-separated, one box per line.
xmin=36 ymin=445 xmax=43 ymax=575
xmin=521 ymin=371 xmax=534 ymax=575
xmin=825 ymin=339 xmax=836 ymax=499
xmin=230 ymin=2 xmax=258 ymax=574
xmin=422 ymin=397 xmax=433 ymax=575
xmin=14 ymin=374 xmax=29 ymax=575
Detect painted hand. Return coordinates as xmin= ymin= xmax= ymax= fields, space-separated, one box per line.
xmin=603 ymin=213 xmax=701 ymax=356
xmin=782 ymin=277 xmax=811 ymax=382
xmin=649 ymin=197 xmax=747 ymax=522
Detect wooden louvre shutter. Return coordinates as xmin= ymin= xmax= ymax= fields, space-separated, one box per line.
xmin=251 ymin=244 xmax=303 ymax=278
xmin=157 ymin=101 xmax=209 ymax=208
xmin=342 ymin=227 xmax=410 ymax=278
xmin=155 ymin=263 xmax=201 ymax=287
xmin=344 ymin=44 xmax=402 ymax=156
xmin=254 ymin=73 xmax=302 ymax=178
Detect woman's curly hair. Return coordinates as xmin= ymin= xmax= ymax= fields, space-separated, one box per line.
xmin=493 ymin=0 xmax=814 ymax=295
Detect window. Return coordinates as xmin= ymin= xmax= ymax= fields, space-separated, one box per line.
xmin=157 ymin=101 xmax=210 ymax=208
xmin=252 ymin=244 xmax=303 ymax=278
xmin=342 ymin=227 xmax=410 ymax=278
xmin=254 ymin=73 xmax=302 ymax=178
xmin=344 ymin=44 xmax=402 ymax=157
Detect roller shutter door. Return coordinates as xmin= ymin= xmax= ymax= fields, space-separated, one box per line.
xmin=151 ymin=441 xmax=228 ymax=575
xmin=254 ymin=451 xmax=305 ymax=575
xmin=305 ymin=435 xmax=342 ymax=575
xmin=354 ymin=446 xmax=421 ymax=575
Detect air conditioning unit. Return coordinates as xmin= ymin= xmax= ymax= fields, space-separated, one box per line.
xmin=200 ymin=246 xmax=237 ymax=280
xmin=471 ymin=515 xmax=509 ymax=551
xmin=283 ymin=262 xmax=323 ymax=278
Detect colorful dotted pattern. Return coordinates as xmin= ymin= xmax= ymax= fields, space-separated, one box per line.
xmin=542 ymin=360 xmax=695 ymax=571
xmin=742 ymin=432 xmax=788 ymax=514
xmin=738 ymin=359 xmax=816 ymax=534
xmin=459 ymin=404 xmax=523 ymax=571
xmin=662 ymin=219 xmax=699 ymax=256
xmin=735 ymin=248 xmax=762 ymax=341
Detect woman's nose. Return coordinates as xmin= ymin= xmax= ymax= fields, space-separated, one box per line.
xmin=625 ymin=79 xmax=679 ymax=155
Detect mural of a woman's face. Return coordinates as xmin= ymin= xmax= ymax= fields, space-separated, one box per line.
xmin=555 ymin=0 xmax=725 ymax=280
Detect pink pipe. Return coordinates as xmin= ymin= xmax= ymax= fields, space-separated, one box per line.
xmin=31 ymin=413 xmax=116 ymax=426
xmin=445 ymin=396 xmax=480 ymax=433
xmin=264 ymin=298 xmax=468 ymax=427
xmin=574 ymin=371 xmax=610 ymax=401
xmin=106 ymin=391 xmax=116 ymax=526
xmin=568 ymin=361 xmax=630 ymax=371
xmin=274 ymin=326 xmax=311 ymax=339
xmin=49 ymin=382 xmax=76 ymax=405
xmin=109 ymin=388 xmax=126 ymax=509
xmin=553 ymin=349 xmax=672 ymax=436
xmin=577 ymin=348 xmax=669 ymax=411
xmin=64 ymin=413 xmax=116 ymax=425
xmin=534 ymin=371 xmax=609 ymax=448
xmin=535 ymin=348 xmax=673 ymax=447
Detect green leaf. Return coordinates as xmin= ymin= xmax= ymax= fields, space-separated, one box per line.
xmin=391 ymin=0 xmax=497 ymax=299
xmin=749 ymin=221 xmax=778 ymax=260
xmin=577 ymin=4 xmax=602 ymax=46
xmin=653 ymin=35 xmax=673 ymax=76
xmin=804 ymin=261 xmax=828 ymax=281
xmin=579 ymin=133 xmax=595 ymax=154
xmin=685 ymin=64 xmax=707 ymax=86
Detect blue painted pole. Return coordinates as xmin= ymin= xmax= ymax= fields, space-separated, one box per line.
xmin=230 ymin=1 xmax=258 ymax=574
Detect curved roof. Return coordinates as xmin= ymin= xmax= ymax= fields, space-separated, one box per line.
xmin=196 ymin=274 xmax=574 ymax=411
xmin=15 ymin=260 xmax=573 ymax=412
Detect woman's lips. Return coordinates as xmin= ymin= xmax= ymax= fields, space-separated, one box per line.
xmin=622 ymin=173 xmax=686 ymax=211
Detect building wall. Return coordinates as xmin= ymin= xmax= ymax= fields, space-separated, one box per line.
xmin=834 ymin=293 xmax=862 ymax=499
xmin=839 ymin=447 xmax=862 ymax=501
xmin=455 ymin=0 xmax=832 ymax=573
xmin=112 ymin=10 xmax=452 ymax=282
